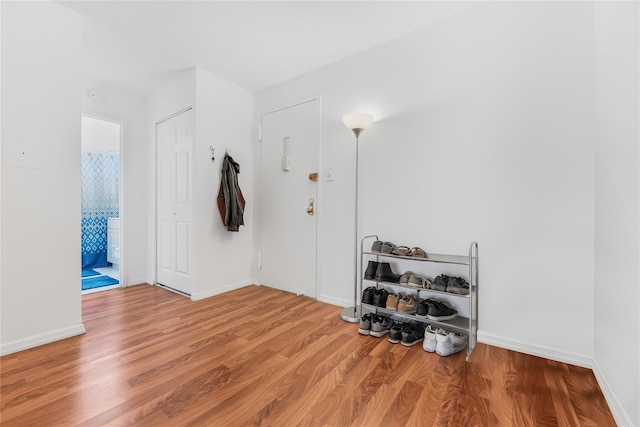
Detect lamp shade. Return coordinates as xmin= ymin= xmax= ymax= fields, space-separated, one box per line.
xmin=342 ymin=113 xmax=373 ymax=132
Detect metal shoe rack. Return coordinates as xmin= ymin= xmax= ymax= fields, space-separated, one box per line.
xmin=360 ymin=235 xmax=479 ymax=361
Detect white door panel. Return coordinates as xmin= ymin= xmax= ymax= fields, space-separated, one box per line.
xmin=156 ymin=109 xmax=193 ymax=295
xmin=259 ymin=100 xmax=319 ymax=297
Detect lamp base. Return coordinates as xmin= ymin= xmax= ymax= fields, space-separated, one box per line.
xmin=339 ymin=306 xmax=361 ymax=323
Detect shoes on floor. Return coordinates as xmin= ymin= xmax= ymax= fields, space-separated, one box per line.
xmin=374 ymin=263 xmax=401 ymax=283
xmin=388 ymin=322 xmax=404 ymax=344
xmin=373 ymin=288 xmax=390 ymax=308
xmin=423 ymin=325 xmax=437 ymax=352
xmin=362 ymin=286 xmax=376 ymax=305
xmin=401 ymin=325 xmax=425 ymax=346
xmin=446 ymin=276 xmax=470 ymax=295
xmin=358 ymin=313 xmax=372 ymax=335
xmin=386 ymin=293 xmax=400 ymax=311
xmin=397 ymin=295 xmax=419 ymax=314
xmin=364 ymin=261 xmax=380 ymax=280
xmin=370 ymin=315 xmax=394 ymax=338
xmin=435 ymin=329 xmax=468 ymax=356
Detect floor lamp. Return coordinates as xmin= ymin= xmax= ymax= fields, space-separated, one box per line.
xmin=340 ymin=112 xmax=373 ymax=323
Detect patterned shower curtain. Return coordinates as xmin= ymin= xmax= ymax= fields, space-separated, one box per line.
xmin=81 ymin=151 xmax=119 ymax=269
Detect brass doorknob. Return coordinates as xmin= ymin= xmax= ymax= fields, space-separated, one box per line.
xmin=306 ymin=198 xmax=314 ymax=215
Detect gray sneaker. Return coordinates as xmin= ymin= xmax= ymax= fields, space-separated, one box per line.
xmin=370 ymin=315 xmax=393 ymax=337
xmin=380 ymin=242 xmax=396 ymax=254
xmin=430 ymin=275 xmax=448 ymax=292
xmin=358 ymin=313 xmax=372 ymax=335
xmin=399 ymin=272 xmax=413 ymax=285
xmin=371 ymin=241 xmax=383 ymax=253
xmin=446 ymin=276 xmax=470 ymax=295
xmin=435 ymin=329 xmax=468 ymax=356
xmin=408 ymin=274 xmax=430 ymax=289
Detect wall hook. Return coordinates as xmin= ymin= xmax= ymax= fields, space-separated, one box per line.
xmin=209 ymin=146 xmax=216 ymax=162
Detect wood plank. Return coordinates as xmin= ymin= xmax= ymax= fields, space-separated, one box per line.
xmin=0 ymin=284 xmax=617 ymax=426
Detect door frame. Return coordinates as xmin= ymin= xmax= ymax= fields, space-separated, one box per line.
xmin=257 ymin=94 xmax=322 ymax=299
xmin=153 ymin=106 xmax=193 ymax=295
xmin=80 ymin=113 xmax=126 ymax=289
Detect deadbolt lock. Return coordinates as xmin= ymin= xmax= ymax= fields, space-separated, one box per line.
xmin=308 ymin=172 xmax=319 ymax=182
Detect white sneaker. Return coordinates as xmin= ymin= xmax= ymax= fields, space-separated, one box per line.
xmin=435 ymin=329 xmax=468 ymax=356
xmin=423 ymin=325 xmax=437 ymax=352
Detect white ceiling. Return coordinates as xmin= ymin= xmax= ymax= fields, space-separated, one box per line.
xmin=59 ymin=1 xmax=480 ymax=94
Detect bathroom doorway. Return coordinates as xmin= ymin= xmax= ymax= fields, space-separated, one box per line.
xmin=81 ymin=115 xmax=122 ymax=294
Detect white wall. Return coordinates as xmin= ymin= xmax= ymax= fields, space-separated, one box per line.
xmin=1 ymin=2 xmax=84 ymax=355
xmin=147 ymin=69 xmax=196 ymax=284
xmin=255 ymin=2 xmax=596 ymax=365
xmin=147 ymin=68 xmax=255 ymax=299
xmin=192 ymin=68 xmax=255 ymax=300
xmin=593 ymin=2 xmax=640 ymax=426
xmin=82 ymin=76 xmax=149 ymax=286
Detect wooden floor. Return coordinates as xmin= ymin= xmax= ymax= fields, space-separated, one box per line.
xmin=1 ymin=285 xmax=615 ymax=426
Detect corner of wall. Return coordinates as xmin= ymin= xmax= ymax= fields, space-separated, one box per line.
xmin=592 ymin=359 xmax=636 ymax=426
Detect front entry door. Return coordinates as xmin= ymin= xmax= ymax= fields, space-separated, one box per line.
xmin=259 ymin=99 xmax=319 ymax=298
xmin=156 ymin=109 xmax=193 ymax=295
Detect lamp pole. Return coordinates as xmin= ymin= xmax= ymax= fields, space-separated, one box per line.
xmin=339 ymin=113 xmax=373 ymax=323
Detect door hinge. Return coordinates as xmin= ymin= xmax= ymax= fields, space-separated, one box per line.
xmin=258 ymin=251 xmax=262 ymax=270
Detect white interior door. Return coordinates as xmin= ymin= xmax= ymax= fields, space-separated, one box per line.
xmin=156 ymin=109 xmax=193 ymax=295
xmin=259 ymin=100 xmax=319 ymax=298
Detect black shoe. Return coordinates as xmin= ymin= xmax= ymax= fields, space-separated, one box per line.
xmin=416 ymin=299 xmax=435 ymax=318
xmin=401 ymin=325 xmax=425 ymax=346
xmin=362 ymin=286 xmax=376 ymax=305
xmin=427 ymin=300 xmax=457 ymax=321
xmin=388 ymin=322 xmax=404 ymax=344
xmin=373 ymin=288 xmax=390 ymax=307
xmin=374 ymin=262 xmax=401 ymax=283
xmin=364 ymin=261 xmax=379 ymax=280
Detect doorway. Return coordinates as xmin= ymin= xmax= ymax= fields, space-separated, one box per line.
xmin=258 ymin=99 xmax=320 ymax=298
xmin=155 ymin=108 xmax=194 ymax=296
xmin=80 ymin=115 xmax=122 ymax=293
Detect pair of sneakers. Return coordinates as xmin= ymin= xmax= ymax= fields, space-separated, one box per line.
xmin=386 ymin=294 xmax=419 ymax=314
xmin=423 ymin=325 xmax=468 ymax=356
xmin=415 ymin=299 xmax=457 ymax=321
xmin=387 ymin=323 xmax=424 ymax=346
xmin=358 ymin=314 xmax=394 ymax=337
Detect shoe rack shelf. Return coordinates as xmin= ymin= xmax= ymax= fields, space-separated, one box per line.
xmin=360 ymin=235 xmax=479 ymax=361
xmin=361 ymin=303 xmax=471 ymax=333
xmin=364 ymin=279 xmax=470 ymax=299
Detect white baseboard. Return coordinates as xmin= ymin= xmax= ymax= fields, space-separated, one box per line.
xmin=126 ymin=278 xmax=147 ymax=286
xmin=318 ymin=294 xmax=351 ymax=308
xmin=190 ymin=280 xmax=254 ymax=301
xmin=477 ymin=330 xmax=593 ymax=368
xmin=0 ymin=323 xmax=86 ymax=356
xmin=592 ymin=359 xmax=635 ymax=426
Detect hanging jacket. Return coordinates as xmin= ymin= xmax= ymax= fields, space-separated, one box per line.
xmin=217 ymin=153 xmax=245 ymax=232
